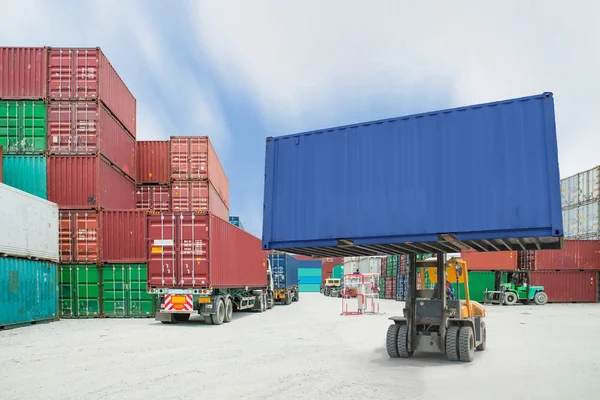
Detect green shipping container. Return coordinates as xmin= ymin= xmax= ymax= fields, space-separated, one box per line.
xmin=457 ymin=272 xmax=507 ymax=303
xmin=299 ymin=283 xmax=321 ymax=292
xmin=331 ymin=265 xmax=343 ymax=279
xmin=102 ymin=264 xmax=155 ymax=317
xmin=59 ymin=265 xmax=101 ymax=318
xmin=2 ymin=155 xmax=47 ymax=198
xmin=0 ymin=100 xmax=47 ymax=154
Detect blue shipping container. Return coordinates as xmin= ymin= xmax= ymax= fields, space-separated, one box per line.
xmin=298 ymin=276 xmax=321 ymax=285
xmin=2 ymin=155 xmax=47 ymax=198
xmin=297 ymin=259 xmax=322 ymax=270
xmin=229 ymin=216 xmax=244 ymax=230
xmin=268 ymin=253 xmax=299 ymax=289
xmin=0 ymin=257 xmax=58 ymax=329
xmin=262 ymin=93 xmax=563 ymax=257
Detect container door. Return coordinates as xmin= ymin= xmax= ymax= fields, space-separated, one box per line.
xmin=128 ymin=264 xmax=155 ymax=316
xmin=190 ymin=137 xmax=208 ymax=180
xmin=170 ymin=137 xmax=190 ymax=180
xmin=178 ymin=213 xmax=210 ymax=287
xmin=74 ymin=211 xmax=100 ymax=263
xmin=75 ymin=266 xmax=101 ymax=317
xmin=147 ymin=214 xmax=177 ymax=287
xmin=102 ymin=264 xmax=127 ymax=317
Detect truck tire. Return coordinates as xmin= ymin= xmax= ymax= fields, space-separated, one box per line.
xmin=260 ymin=294 xmax=267 ymax=312
xmin=286 ymin=294 xmax=293 ymax=305
xmin=458 ymin=326 xmax=475 ymax=362
xmin=173 ymin=313 xmax=190 ymax=322
xmin=386 ymin=324 xmax=400 ymax=358
xmin=211 ymin=299 xmax=225 ymax=325
xmin=224 ymin=298 xmax=233 ymax=323
xmin=397 ymin=324 xmax=413 ymax=358
xmin=504 ymin=292 xmax=518 ymax=305
xmin=292 ymin=292 xmax=299 ymax=302
xmin=476 ymin=321 xmax=487 ymax=351
xmin=534 ymin=291 xmax=548 ymax=305
xmin=267 ymin=295 xmax=275 ymax=309
xmin=445 ymin=325 xmax=460 ymax=361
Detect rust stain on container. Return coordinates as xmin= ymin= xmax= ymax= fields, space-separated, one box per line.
xmin=136 ymin=184 xmax=171 ymax=212
xmin=47 ymin=155 xmax=135 ymax=209
xmin=0 ymin=47 xmax=48 ymax=99
xmin=47 ymin=47 xmax=136 ymax=137
xmin=147 ymin=213 xmax=266 ymax=290
xmin=519 ymin=240 xmax=600 ymax=271
xmin=460 ymin=250 xmax=518 ymax=271
xmin=170 ymin=180 xmax=229 ymax=221
xmin=136 ymin=141 xmax=170 ymax=183
xmin=47 ymin=101 xmax=136 ymax=180
xmin=170 ymin=136 xmax=229 ymax=207
xmin=530 ymin=270 xmax=598 ymax=302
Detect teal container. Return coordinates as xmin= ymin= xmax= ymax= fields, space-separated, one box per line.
xmin=298 ymin=267 xmax=322 ymax=278
xmin=0 ymin=258 xmax=58 ymax=329
xmin=332 ymin=265 xmax=343 ymax=279
xmin=298 ymin=276 xmax=321 ymax=285
xmin=2 ymin=155 xmax=47 ymax=198
xmin=299 ymin=283 xmax=321 ymax=292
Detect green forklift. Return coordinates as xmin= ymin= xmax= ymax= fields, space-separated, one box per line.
xmin=484 ymin=270 xmax=548 ymax=305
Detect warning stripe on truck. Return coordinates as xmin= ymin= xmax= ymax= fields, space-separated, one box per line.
xmin=164 ymin=294 xmax=193 ymax=311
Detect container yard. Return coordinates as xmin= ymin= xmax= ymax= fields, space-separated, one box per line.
xmin=2 ymin=30 xmax=600 ymax=400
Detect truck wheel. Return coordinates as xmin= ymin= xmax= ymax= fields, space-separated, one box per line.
xmin=386 ymin=324 xmax=400 ymax=358
xmin=504 ymin=292 xmax=518 ymax=305
xmin=260 ymin=294 xmax=267 ymax=312
xmin=534 ymin=291 xmax=548 ymax=305
xmin=173 ymin=313 xmax=190 ymax=322
xmin=211 ymin=299 xmax=225 ymax=325
xmin=292 ymin=292 xmax=299 ymax=302
xmin=224 ymin=298 xmax=233 ymax=323
xmin=286 ymin=294 xmax=292 ymax=305
xmin=458 ymin=326 xmax=475 ymax=362
xmin=476 ymin=321 xmax=487 ymax=351
xmin=445 ymin=325 xmax=460 ymax=361
xmin=397 ymin=324 xmax=413 ymax=358
xmin=267 ymin=295 xmax=275 ymax=309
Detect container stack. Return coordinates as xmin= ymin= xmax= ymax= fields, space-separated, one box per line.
xmin=169 ymin=136 xmax=229 ymax=219
xmin=561 ymin=166 xmax=599 ymax=240
xmin=297 ymin=259 xmax=323 ymax=292
xmin=0 ymin=183 xmax=59 ymax=329
xmin=136 ymin=140 xmax=171 ymax=212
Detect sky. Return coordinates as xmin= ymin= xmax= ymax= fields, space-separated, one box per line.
xmin=3 ymin=1 xmax=600 ymax=236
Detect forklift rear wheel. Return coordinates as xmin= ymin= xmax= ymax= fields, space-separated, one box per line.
xmin=476 ymin=321 xmax=486 ymax=351
xmin=504 ymin=292 xmax=518 ymax=305
xmin=173 ymin=313 xmax=190 ymax=322
xmin=224 ymin=298 xmax=233 ymax=323
xmin=458 ymin=326 xmax=475 ymax=362
xmin=397 ymin=324 xmax=413 ymax=358
xmin=445 ymin=325 xmax=460 ymax=361
xmin=386 ymin=324 xmax=400 ymax=358
xmin=534 ymin=291 xmax=548 ymax=305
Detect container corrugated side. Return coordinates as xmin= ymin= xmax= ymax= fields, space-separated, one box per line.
xmin=0 ymin=47 xmax=47 ymax=99
xmin=136 ymin=184 xmax=171 ymax=212
xmin=59 ymin=210 xmax=101 ymax=263
xmin=146 ymin=213 xmax=267 ymax=290
xmin=47 ymin=155 xmax=135 ymax=209
xmin=520 ymin=240 xmax=600 ymax=271
xmin=102 ymin=264 xmax=155 ymax=317
xmin=262 ymin=92 xmax=563 ymax=257
xmin=47 ymin=47 xmax=136 ymax=137
xmin=0 ymin=183 xmax=58 ymax=261
xmin=561 ymin=175 xmax=579 ymax=209
xmin=2 ymin=155 xmax=47 ymax=198
xmin=530 ymin=271 xmax=598 ymax=302
xmin=171 ymin=180 xmax=229 ymax=221
xmin=136 ymin=141 xmax=170 ymax=183
xmin=59 ymin=264 xmax=101 ymax=317
xmin=578 ymin=166 xmax=600 ymax=205
xmin=0 ymin=258 xmax=58 ymax=329
xmin=170 ymin=136 xmax=229 ymax=207
xmin=0 ymin=100 xmax=47 ymax=154
xmin=563 ymin=207 xmax=580 ymax=238
xmin=460 ymin=250 xmax=518 ymax=271
xmin=47 ymin=101 xmax=136 ymax=180
xmin=577 ymin=202 xmax=599 ymax=238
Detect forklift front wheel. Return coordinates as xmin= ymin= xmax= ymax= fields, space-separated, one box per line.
xmin=386 ymin=324 xmax=400 ymax=358
xmin=445 ymin=325 xmax=460 ymax=361
xmin=458 ymin=326 xmax=475 ymax=362
xmin=504 ymin=292 xmax=518 ymax=305
xmin=397 ymin=324 xmax=413 ymax=358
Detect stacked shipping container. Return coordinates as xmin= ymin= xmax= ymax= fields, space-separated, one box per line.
xmin=136 ymin=140 xmax=171 ymax=212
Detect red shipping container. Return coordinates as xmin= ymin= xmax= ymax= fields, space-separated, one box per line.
xmin=171 ymin=180 xmax=229 ymax=221
xmin=170 ymin=136 xmax=229 ymax=207
xmin=293 ymin=255 xmax=315 ymax=261
xmin=530 ymin=271 xmax=598 ymax=303
xmin=137 ymin=141 xmax=170 ymax=183
xmin=461 ymin=250 xmax=517 ymax=271
xmin=136 ymin=185 xmax=171 ymax=212
xmin=147 ymin=213 xmax=267 ymax=289
xmin=519 ymin=240 xmax=600 ymax=271
xmin=0 ymin=47 xmax=47 ymax=99
xmin=59 ymin=209 xmax=146 ymax=263
xmin=47 ymin=155 xmax=135 ymax=209
xmin=47 ymin=101 xmax=136 ymax=179
xmin=47 ymin=47 xmax=136 ymax=137
xmin=321 ymin=257 xmax=343 ymax=280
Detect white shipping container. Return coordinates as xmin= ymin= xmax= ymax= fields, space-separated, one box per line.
xmin=578 ymin=202 xmax=599 ymax=237
xmin=578 ymin=166 xmax=600 ymax=204
xmin=344 ymin=256 xmax=383 ymax=275
xmin=561 ymin=175 xmax=579 ymax=208
xmin=563 ymin=207 xmax=579 ymax=238
xmin=0 ymin=183 xmax=59 ymax=262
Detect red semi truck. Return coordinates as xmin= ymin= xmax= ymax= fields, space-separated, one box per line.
xmin=147 ymin=212 xmax=274 ymax=324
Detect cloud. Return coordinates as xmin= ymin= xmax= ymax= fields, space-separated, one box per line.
xmin=192 ymin=0 xmax=600 ymax=177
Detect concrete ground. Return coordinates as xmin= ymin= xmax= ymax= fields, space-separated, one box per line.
xmin=1 ymin=294 xmax=600 ymax=400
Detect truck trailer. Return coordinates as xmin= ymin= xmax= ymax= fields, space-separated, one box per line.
xmin=268 ymin=252 xmax=300 ymax=304
xmin=147 ymin=212 xmax=274 ymax=325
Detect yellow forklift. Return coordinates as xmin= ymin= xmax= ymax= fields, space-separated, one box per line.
xmin=386 ymin=254 xmax=486 ymax=362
